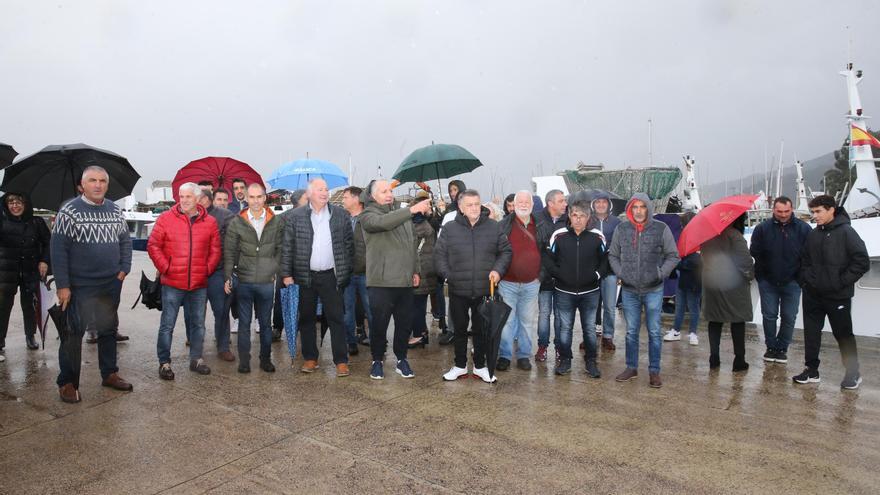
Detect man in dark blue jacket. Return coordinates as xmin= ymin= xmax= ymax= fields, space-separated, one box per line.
xmin=749 ymin=197 xmax=812 ymax=364
xmin=543 ymin=201 xmax=609 ymax=377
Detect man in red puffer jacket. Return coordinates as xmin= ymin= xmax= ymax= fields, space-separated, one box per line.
xmin=148 ymin=182 xmax=221 ymax=381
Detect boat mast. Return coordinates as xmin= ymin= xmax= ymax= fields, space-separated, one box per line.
xmin=795 ymin=160 xmax=810 ymax=214
xmin=681 ymin=155 xmax=703 ymax=211
xmin=841 ymin=62 xmax=880 ymax=212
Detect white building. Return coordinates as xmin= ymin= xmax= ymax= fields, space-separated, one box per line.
xmin=145 ymin=180 xmax=173 ymax=204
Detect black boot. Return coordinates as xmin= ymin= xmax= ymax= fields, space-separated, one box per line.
xmin=438 ymin=317 xmax=448 ymax=332
xmin=708 ymin=321 xmax=722 ymax=369
xmin=26 ymin=333 xmax=39 ymax=350
xmin=439 ymin=331 xmax=454 ymax=345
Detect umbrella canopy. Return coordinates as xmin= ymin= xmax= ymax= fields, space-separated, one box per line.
xmin=393 ymin=143 xmax=483 ymax=186
xmin=35 ymin=279 xmax=55 ymax=349
xmin=1 ymin=143 xmax=140 ymax=210
xmin=267 ymin=158 xmax=348 ymax=191
xmin=477 ymin=283 xmax=512 ymax=380
xmin=677 ymin=194 xmax=759 ymax=257
xmin=0 ymin=142 xmax=17 ymax=170
xmin=280 ymin=284 xmax=300 ymax=359
xmin=172 ymin=156 xmax=264 ymax=202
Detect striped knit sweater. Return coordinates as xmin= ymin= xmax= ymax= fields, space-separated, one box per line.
xmin=50 ymin=196 xmax=132 ymax=289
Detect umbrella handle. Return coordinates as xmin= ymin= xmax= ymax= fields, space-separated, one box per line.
xmin=490 ymin=281 xmax=495 ymax=298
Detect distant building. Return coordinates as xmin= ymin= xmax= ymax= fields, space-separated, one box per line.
xmin=145 ymin=180 xmax=173 ymax=204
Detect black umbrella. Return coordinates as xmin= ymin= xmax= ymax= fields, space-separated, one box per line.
xmin=0 ymin=143 xmax=17 ymax=170
xmin=477 ymin=282 xmax=511 ymax=379
xmin=1 ymin=143 xmax=140 ymax=210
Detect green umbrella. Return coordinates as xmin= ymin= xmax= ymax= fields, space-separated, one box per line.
xmin=393 ymin=143 xmax=483 ymax=193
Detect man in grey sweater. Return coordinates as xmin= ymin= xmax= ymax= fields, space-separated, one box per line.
xmin=608 ymin=193 xmax=679 ymax=388
xmin=52 ymin=166 xmax=133 ymax=403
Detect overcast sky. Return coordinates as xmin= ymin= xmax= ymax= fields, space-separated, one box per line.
xmin=2 ymin=1 xmax=878 ymax=200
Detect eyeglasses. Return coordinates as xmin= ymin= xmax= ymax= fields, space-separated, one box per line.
xmin=7 ymin=200 xmax=23 ymax=206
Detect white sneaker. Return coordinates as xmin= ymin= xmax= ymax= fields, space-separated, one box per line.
xmin=663 ymin=329 xmax=681 ymax=342
xmin=0 ymin=353 xmax=5 ymax=362
xmin=231 ymin=318 xmax=238 ymax=334
xmin=442 ymin=366 xmax=469 ymax=381
xmin=688 ymin=333 xmax=699 ymax=346
xmin=472 ymin=366 xmax=497 ymax=383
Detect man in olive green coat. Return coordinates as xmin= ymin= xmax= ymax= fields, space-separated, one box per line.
xmin=359 ymin=179 xmax=432 ymax=380
xmin=224 ymin=184 xmax=284 ymax=374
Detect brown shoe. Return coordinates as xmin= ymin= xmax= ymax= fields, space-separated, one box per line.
xmin=101 ymin=373 xmax=134 ymax=391
xmin=59 ymin=383 xmax=81 ymax=403
xmin=336 ymin=363 xmax=350 ymax=377
xmin=218 ymin=351 xmax=235 ymax=362
xmin=300 ymin=360 xmax=319 ymax=373
xmin=615 ymin=368 xmax=638 ymax=382
xmin=649 ymin=372 xmax=662 ymax=388
xmin=602 ymin=337 xmax=616 ymax=351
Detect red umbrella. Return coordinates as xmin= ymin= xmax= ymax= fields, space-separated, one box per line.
xmin=677 ymin=194 xmax=759 ymax=257
xmin=171 ymin=157 xmax=264 ymax=201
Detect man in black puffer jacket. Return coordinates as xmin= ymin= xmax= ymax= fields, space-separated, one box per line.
xmin=793 ymin=195 xmax=869 ymax=390
xmin=435 ymin=189 xmax=512 ymax=383
xmin=280 ymin=179 xmax=354 ymax=377
xmin=0 ymin=192 xmax=50 ymax=352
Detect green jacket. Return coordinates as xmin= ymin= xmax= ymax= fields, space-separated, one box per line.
xmin=224 ymin=208 xmax=284 ymax=285
xmin=359 ymin=198 xmax=418 ymax=288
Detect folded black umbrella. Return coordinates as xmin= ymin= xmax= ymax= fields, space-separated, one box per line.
xmin=477 ymin=283 xmax=511 ymax=379
xmin=131 ymin=271 xmax=162 ymax=311
xmin=1 ymin=143 xmax=140 ymax=211
xmin=48 ymin=304 xmax=68 ymax=339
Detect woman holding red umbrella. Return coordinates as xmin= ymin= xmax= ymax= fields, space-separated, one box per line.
xmin=700 ymin=213 xmax=754 ymax=372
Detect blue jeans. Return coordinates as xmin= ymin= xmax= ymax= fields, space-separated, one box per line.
xmin=555 ymin=289 xmax=601 ymax=360
xmin=206 ymin=270 xmax=232 ymax=352
xmin=236 ymin=282 xmax=275 ymax=363
xmin=621 ymin=287 xmax=664 ymax=373
xmin=498 ymin=280 xmax=539 ymax=360
xmin=672 ymin=287 xmax=701 ymax=335
xmin=599 ymin=275 xmax=618 ymax=337
xmin=157 ymin=286 xmax=207 ymax=364
xmin=344 ymin=274 xmax=372 ymax=344
xmin=758 ymin=279 xmax=801 ymax=352
xmin=537 ymin=290 xmax=561 ymax=348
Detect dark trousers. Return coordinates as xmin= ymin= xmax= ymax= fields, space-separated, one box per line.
xmin=0 ymin=276 xmax=38 ymax=347
xmin=299 ymin=270 xmax=347 ymax=364
xmin=236 ymin=282 xmax=274 ymax=363
xmin=803 ymin=291 xmax=859 ymax=374
xmin=411 ymin=294 xmax=429 ymax=338
xmin=272 ymin=276 xmax=284 ymax=330
xmin=368 ymin=287 xmax=413 ymax=361
xmin=707 ymin=321 xmax=746 ymax=366
xmin=57 ymin=279 xmax=121 ymax=388
xmin=449 ymin=295 xmax=486 ymax=369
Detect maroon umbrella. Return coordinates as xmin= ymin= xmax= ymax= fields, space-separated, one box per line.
xmin=171 ymin=157 xmax=264 ymax=201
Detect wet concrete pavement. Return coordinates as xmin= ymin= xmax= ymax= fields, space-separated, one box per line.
xmin=1 ymin=252 xmax=879 ymax=494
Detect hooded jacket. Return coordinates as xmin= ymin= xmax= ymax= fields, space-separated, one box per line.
xmin=279 ymin=203 xmax=353 ymax=289
xmin=434 ymin=211 xmax=512 ymax=298
xmin=701 ymin=225 xmax=754 ymax=323
xmin=749 ymin=215 xmax=812 ymax=286
xmin=589 ymin=192 xmax=622 ymax=246
xmin=798 ymin=207 xmax=869 ymax=299
xmin=148 ymin=204 xmax=222 ymax=291
xmin=358 ymin=190 xmax=418 ymax=288
xmin=543 ymin=226 xmax=609 ymax=295
xmin=224 ymin=207 xmax=284 ymax=285
xmin=443 ymin=179 xmax=467 ymax=217
xmin=0 ymin=192 xmax=51 ymax=292
xmin=607 ymin=193 xmax=680 ymax=293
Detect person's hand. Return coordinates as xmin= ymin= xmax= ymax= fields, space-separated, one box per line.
xmin=283 ymin=277 xmax=294 ymax=287
xmin=57 ymin=288 xmax=71 ymax=311
xmin=224 ymin=280 xmax=233 ymax=294
xmin=413 ymin=273 xmax=421 ymax=287
xmin=409 ymin=201 xmax=431 ymax=215
xmin=436 ymin=199 xmax=446 ymax=211
xmin=38 ymin=262 xmax=48 ymax=278
xmin=489 ymin=271 xmax=501 ymax=285
xmin=117 ymin=271 xmax=126 ymax=281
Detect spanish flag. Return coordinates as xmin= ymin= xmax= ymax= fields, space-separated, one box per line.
xmin=851 ymin=125 xmax=880 ymax=147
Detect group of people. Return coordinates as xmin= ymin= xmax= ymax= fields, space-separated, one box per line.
xmin=0 ymin=165 xmax=870 ymax=403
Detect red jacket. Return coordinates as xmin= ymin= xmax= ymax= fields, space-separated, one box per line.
xmin=148 ymin=204 xmax=221 ymax=291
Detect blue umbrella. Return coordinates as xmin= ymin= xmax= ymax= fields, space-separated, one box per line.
xmin=267 ymin=158 xmax=348 ymax=191
xmin=280 ymin=284 xmax=300 ymax=359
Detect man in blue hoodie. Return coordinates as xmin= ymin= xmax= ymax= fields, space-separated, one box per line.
xmin=590 ymin=192 xmax=621 ymax=351
xmin=749 ymin=196 xmax=812 ymax=364
xmin=608 ymin=193 xmax=679 ymax=388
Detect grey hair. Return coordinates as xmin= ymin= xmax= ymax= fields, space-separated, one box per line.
xmin=178 ymin=182 xmax=203 ymax=198
xmin=81 ymin=165 xmax=109 ymax=182
xmin=545 ymin=189 xmax=564 ymax=204
xmin=247 ymin=183 xmax=266 ymax=194
xmin=514 ymin=190 xmax=533 ymax=203
xmin=458 ymin=189 xmax=481 ymax=203
xmin=369 ymin=179 xmax=387 ymax=196
xmin=308 ymin=177 xmax=327 ymax=189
